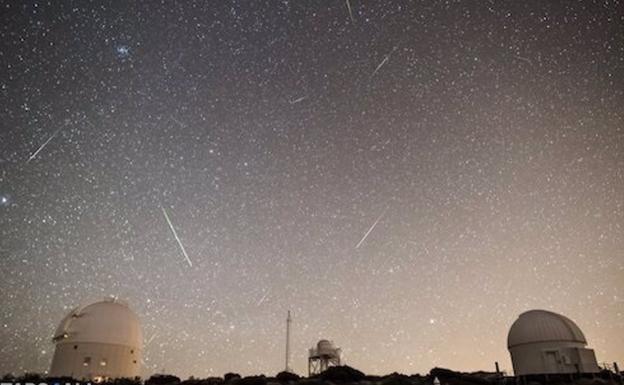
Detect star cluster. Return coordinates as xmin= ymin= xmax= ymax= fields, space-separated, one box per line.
xmin=0 ymin=0 xmax=623 ymax=379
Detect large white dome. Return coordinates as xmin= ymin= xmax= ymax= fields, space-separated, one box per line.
xmin=53 ymin=298 xmax=142 ymax=349
xmin=508 ymin=309 xmax=587 ymax=348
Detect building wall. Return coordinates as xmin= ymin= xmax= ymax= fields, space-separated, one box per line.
xmin=510 ymin=341 xmax=600 ymax=376
xmin=49 ymin=341 xmax=141 ymax=380
xmin=574 ymin=347 xmax=601 ymax=373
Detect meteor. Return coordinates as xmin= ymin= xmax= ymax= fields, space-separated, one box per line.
xmin=355 ymin=207 xmax=388 ymax=249
xmin=289 ymin=96 xmax=307 ymax=104
xmin=26 ymin=128 xmax=62 ymax=163
xmin=346 ymin=0 xmax=355 ymax=24
xmin=370 ymin=55 xmax=390 ymax=78
xmin=256 ymin=289 xmax=270 ymax=306
xmin=161 ymin=206 xmax=193 ymax=267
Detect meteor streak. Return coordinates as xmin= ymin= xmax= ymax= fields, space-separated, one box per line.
xmin=346 ymin=0 xmax=355 ymax=23
xmin=161 ymin=206 xmax=193 ymax=267
xmin=26 ymin=128 xmax=62 ymax=163
xmin=355 ymin=207 xmax=388 ymax=249
xmin=256 ymin=289 xmax=270 ymax=306
xmin=145 ymin=332 xmax=158 ymax=347
xmin=289 ymin=96 xmax=307 ymax=104
xmin=370 ymin=55 xmax=390 ymax=78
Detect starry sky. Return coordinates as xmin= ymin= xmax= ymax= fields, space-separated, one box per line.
xmin=1 ymin=0 xmax=623 ymax=379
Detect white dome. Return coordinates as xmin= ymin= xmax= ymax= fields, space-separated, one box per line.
xmin=53 ymin=298 xmax=142 ymax=349
xmin=317 ymin=339 xmax=335 ymax=350
xmin=316 ymin=339 xmax=340 ymax=358
xmin=508 ymin=309 xmax=587 ymax=348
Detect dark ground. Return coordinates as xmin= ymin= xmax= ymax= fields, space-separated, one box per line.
xmin=3 ymin=366 xmax=623 ymax=385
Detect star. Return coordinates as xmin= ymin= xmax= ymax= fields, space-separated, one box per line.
xmin=115 ymin=45 xmax=130 ymax=59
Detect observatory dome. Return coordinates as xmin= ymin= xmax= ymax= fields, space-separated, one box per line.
xmin=54 ymin=298 xmax=142 ymax=348
xmin=50 ymin=297 xmax=142 ymax=380
xmin=317 ymin=339 xmax=336 ymax=351
xmin=508 ymin=309 xmax=586 ymax=348
xmin=309 ymin=339 xmax=342 ymax=375
xmin=507 ymin=309 xmax=599 ymax=376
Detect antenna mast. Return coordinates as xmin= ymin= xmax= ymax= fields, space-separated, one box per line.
xmin=285 ymin=310 xmax=292 ymax=372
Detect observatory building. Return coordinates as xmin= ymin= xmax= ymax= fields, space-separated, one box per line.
xmin=308 ymin=339 xmax=342 ymax=375
xmin=49 ymin=298 xmax=142 ymax=381
xmin=507 ymin=310 xmax=600 ymax=376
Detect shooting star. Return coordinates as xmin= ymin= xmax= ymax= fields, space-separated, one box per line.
xmin=26 ymin=128 xmax=62 ymax=163
xmin=346 ymin=0 xmax=355 ymax=23
xmin=515 ymin=55 xmax=533 ymax=66
xmin=145 ymin=332 xmax=158 ymax=347
xmin=370 ymin=55 xmax=390 ymax=78
xmin=161 ymin=206 xmax=193 ymax=267
xmin=256 ymin=289 xmax=270 ymax=306
xmin=289 ymin=96 xmax=307 ymax=104
xmin=355 ymin=207 xmax=388 ymax=249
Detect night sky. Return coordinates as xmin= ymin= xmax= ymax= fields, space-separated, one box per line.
xmin=1 ymin=0 xmax=623 ymax=379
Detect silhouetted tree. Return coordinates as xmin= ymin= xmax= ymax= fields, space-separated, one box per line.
xmin=16 ymin=373 xmax=44 ymax=383
xmin=224 ymin=373 xmax=242 ymax=383
xmin=238 ymin=375 xmax=267 ymax=385
xmin=47 ymin=376 xmax=79 ymax=384
xmin=380 ymin=372 xmax=413 ymax=385
xmin=430 ymin=368 xmax=460 ymax=380
xmin=146 ymin=374 xmax=182 ymax=385
xmin=429 ymin=368 xmax=492 ymax=385
xmin=315 ymin=366 xmax=365 ymax=383
xmin=203 ymin=377 xmax=225 ymax=385
xmin=275 ymin=371 xmax=300 ymax=383
xmin=102 ymin=378 xmax=142 ymax=385
xmin=182 ymin=376 xmax=227 ymax=385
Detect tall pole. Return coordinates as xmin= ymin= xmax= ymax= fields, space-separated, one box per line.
xmin=285 ymin=310 xmax=292 ymax=372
